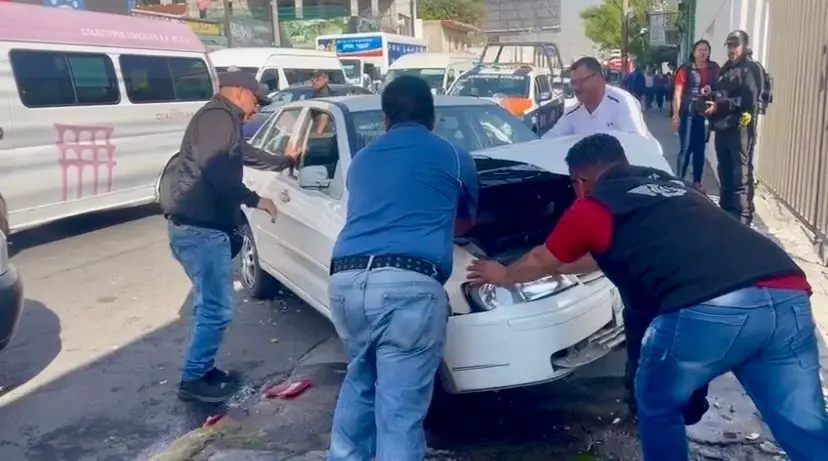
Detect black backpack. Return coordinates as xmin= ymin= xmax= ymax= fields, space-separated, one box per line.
xmin=156 ymin=152 xmax=181 ymax=215
xmin=749 ymin=59 xmax=773 ymax=115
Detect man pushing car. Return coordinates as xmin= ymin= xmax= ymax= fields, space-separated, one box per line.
xmin=467 ymin=133 xmax=828 ymax=461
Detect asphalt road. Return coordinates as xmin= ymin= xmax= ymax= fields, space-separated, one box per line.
xmin=0 ymin=206 xmax=335 ymax=461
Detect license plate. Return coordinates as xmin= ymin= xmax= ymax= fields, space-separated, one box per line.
xmin=610 ymin=287 xmax=624 ymax=326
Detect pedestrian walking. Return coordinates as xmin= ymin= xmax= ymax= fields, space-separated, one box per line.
xmin=665 ymin=72 xmax=674 ymax=117
xmin=653 ymin=71 xmax=667 ymax=111
xmin=705 ymin=30 xmax=761 ymax=225
xmin=327 ymin=75 xmax=479 ymax=460
xmin=467 ymin=133 xmax=828 ymax=461
xmin=159 ymin=71 xmax=300 ymax=403
xmin=644 ymin=69 xmax=655 ymax=109
xmin=674 ymin=39 xmax=720 ymax=191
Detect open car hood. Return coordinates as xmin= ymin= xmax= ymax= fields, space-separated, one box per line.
xmin=478 ymin=131 xmax=673 ymax=176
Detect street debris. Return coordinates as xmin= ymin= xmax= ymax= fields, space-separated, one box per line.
xmin=270 ymin=338 xmax=280 ymax=344
xmin=263 ymin=378 xmax=313 ymax=400
xmin=744 ymin=432 xmax=760 ymax=441
xmin=611 ymin=417 xmax=622 ymax=425
xmin=158 ymin=380 xmax=168 ymax=385
xmin=758 ymin=441 xmax=784 ymax=455
xmin=203 ymin=414 xmax=225 ymax=428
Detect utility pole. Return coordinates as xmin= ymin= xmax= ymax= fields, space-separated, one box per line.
xmin=621 ymin=0 xmax=630 ymax=79
xmin=270 ymin=0 xmax=281 ymax=46
xmin=222 ymin=0 xmax=233 ymax=48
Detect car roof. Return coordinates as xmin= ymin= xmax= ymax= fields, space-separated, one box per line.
xmin=312 ymin=95 xmax=497 ymax=112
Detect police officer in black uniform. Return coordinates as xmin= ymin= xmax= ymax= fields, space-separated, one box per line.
xmin=468 ymin=134 xmax=827 ymax=460
xmin=705 ymin=30 xmax=761 ymax=225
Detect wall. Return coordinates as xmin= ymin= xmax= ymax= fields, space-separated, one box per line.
xmin=421 ymin=20 xmax=474 ymax=53
xmin=692 ymin=0 xmax=770 ymax=66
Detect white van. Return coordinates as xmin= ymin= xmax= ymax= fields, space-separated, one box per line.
xmin=208 ymin=48 xmax=347 ymax=94
xmin=0 ymin=2 xmax=217 ymax=234
xmin=384 ymin=52 xmax=476 ymax=94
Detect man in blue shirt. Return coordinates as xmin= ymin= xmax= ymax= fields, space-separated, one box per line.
xmin=327 ymin=76 xmax=479 ymax=461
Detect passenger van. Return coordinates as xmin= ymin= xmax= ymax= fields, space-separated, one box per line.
xmin=384 ymin=52 xmax=476 ymax=94
xmin=0 ymin=2 xmax=217 ymax=234
xmin=208 ymin=48 xmax=347 ymax=94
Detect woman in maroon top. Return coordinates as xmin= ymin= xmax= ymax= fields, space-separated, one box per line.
xmin=672 ymin=40 xmax=720 ymax=192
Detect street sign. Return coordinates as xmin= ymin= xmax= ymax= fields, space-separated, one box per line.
xmin=649 ymin=12 xmax=669 ymax=47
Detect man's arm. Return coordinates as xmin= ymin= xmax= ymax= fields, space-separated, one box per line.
xmin=672 ymin=68 xmax=686 ymax=112
xmin=542 ymin=112 xmax=574 ymax=139
xmin=192 ymin=110 xmax=260 ymax=208
xmin=558 ymin=254 xmax=600 ymax=274
xmin=614 ymin=92 xmax=649 ymax=136
xmin=238 ymin=139 xmax=297 ymax=172
xmin=454 ymin=147 xmax=480 ymax=236
xmin=715 ymin=65 xmax=759 ymax=114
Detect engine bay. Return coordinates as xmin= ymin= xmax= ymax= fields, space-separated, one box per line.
xmin=458 ymin=157 xmax=576 ymax=263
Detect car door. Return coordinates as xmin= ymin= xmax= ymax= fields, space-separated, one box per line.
xmin=270 ymin=102 xmax=350 ymax=312
xmin=532 ymin=74 xmax=564 ymax=136
xmin=244 ymin=105 xmax=308 ymax=272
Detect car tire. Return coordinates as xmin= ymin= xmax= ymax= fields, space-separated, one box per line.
xmin=238 ymin=221 xmax=281 ymax=299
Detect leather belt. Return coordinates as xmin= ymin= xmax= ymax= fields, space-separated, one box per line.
xmin=329 ymin=255 xmax=441 ymax=280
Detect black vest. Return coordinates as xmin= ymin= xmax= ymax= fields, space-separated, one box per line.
xmin=589 ymin=166 xmax=803 ymax=315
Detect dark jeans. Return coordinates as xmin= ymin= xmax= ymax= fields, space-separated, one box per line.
xmin=678 ymin=112 xmax=708 ymax=183
xmin=168 ymin=222 xmax=235 ymax=382
xmin=635 ymin=288 xmax=828 ymax=461
xmin=623 ymin=308 xmax=709 ymax=424
xmin=715 ymin=124 xmax=756 ymax=225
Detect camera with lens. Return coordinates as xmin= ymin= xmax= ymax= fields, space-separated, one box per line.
xmin=692 ymin=94 xmax=714 ymax=115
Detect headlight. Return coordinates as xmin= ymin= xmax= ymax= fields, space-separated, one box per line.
xmin=468 ymin=275 xmax=577 ymax=311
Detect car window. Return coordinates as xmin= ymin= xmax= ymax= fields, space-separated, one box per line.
xmin=283 ymin=69 xmax=346 ymax=85
xmin=9 ymin=49 xmax=119 ymax=107
xmin=215 ymin=66 xmax=258 ymax=77
xmin=120 ymin=55 xmax=212 ymax=103
xmin=295 ymin=108 xmax=343 ymax=199
xmin=258 ymin=108 xmax=303 ymax=154
xmin=350 ymin=105 xmax=538 ymax=154
xmin=260 ymin=68 xmax=280 ymax=93
xmin=384 ymin=68 xmax=446 ymax=89
xmin=448 ymin=74 xmax=531 ymax=98
xmin=535 ymin=75 xmax=551 ymax=97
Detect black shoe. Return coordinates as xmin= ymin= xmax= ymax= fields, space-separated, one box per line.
xmin=178 ymin=371 xmax=240 ymax=403
xmin=204 ymin=368 xmax=241 ymax=385
xmin=683 ymin=397 xmax=710 ymax=426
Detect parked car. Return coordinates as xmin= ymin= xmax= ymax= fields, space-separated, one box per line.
xmin=242 ymin=84 xmax=374 ymax=140
xmin=235 ymin=94 xmax=671 ymax=394
xmin=0 ymin=231 xmax=23 ymax=353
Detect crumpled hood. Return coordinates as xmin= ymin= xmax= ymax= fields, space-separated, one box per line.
xmin=477 ymin=131 xmax=673 ymax=176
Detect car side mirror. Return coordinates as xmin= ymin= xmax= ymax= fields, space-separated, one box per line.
xmin=298 ymin=165 xmax=331 ymax=189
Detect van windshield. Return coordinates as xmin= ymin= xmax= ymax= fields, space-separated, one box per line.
xmin=384 ymin=68 xmax=445 ymax=89
xmin=215 ymin=66 xmax=258 ymax=76
xmin=283 ymin=69 xmax=346 ymax=85
xmin=449 ymin=74 xmax=531 ymax=98
xmin=340 ymin=59 xmax=361 ymax=80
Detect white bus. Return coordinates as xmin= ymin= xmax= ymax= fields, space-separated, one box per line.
xmin=316 ymin=32 xmax=427 ymax=86
xmin=208 ymin=47 xmax=347 ymax=94
xmin=0 ymin=3 xmax=217 ymax=235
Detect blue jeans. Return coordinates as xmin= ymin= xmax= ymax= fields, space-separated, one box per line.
xmin=327 ymin=268 xmax=449 ymax=461
xmin=168 ymin=222 xmax=234 ymax=382
xmin=677 ymin=112 xmax=707 ymax=183
xmin=636 ymin=287 xmax=828 ymax=461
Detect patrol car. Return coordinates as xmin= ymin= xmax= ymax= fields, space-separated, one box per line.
xmin=447 ymin=64 xmax=565 ymax=136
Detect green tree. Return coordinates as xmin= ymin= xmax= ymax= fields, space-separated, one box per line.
xmin=580 ymin=0 xmax=678 ymax=62
xmin=417 ymin=0 xmax=486 ymax=27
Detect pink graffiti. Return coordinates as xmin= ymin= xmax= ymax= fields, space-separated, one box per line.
xmin=54 ymin=124 xmax=117 ymax=201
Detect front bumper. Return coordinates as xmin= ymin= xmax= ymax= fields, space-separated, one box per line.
xmin=0 ymin=264 xmax=24 ymax=352
xmin=441 ymin=280 xmax=625 ymax=394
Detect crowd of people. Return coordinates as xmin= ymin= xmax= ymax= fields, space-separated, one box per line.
xmin=153 ymin=27 xmax=826 ymax=461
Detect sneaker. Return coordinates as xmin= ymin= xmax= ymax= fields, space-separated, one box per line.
xmin=178 ymin=370 xmax=241 ymax=403
xmin=683 ymin=397 xmax=710 ymax=426
xmin=204 ymin=368 xmax=241 ymax=385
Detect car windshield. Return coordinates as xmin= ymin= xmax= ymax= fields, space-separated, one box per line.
xmin=384 ymin=68 xmax=446 ymax=89
xmin=283 ymin=68 xmax=346 ymax=85
xmin=350 ymin=105 xmax=539 ymax=153
xmin=340 ymin=59 xmax=361 ymax=79
xmin=260 ymin=89 xmax=316 ymax=114
xmin=215 ymin=66 xmax=258 ymax=77
xmin=449 ymin=74 xmax=531 ymax=98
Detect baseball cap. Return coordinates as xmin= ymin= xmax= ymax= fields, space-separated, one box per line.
xmin=218 ymin=71 xmax=271 ymax=105
xmin=311 ymin=69 xmax=328 ymax=78
xmin=725 ymin=30 xmax=750 ymax=47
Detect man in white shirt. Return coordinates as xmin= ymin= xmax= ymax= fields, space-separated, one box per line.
xmin=544 ymin=57 xmax=649 ymax=139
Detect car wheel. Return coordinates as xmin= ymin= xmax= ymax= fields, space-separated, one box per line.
xmin=238 ymin=222 xmax=281 ymax=299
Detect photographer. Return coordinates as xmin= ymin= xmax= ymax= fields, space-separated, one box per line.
xmin=673 ymin=40 xmax=720 ymax=192
xmin=704 ymin=30 xmax=762 ymax=225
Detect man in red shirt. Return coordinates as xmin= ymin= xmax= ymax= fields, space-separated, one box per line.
xmin=467 ymin=133 xmax=827 ymax=460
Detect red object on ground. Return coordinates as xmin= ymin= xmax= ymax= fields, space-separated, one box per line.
xmin=263 ymin=379 xmax=313 ymax=400
xmin=203 ymin=414 xmax=225 ymax=428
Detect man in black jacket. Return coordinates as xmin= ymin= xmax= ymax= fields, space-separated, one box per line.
xmin=468 ymin=134 xmax=827 ymax=460
xmin=162 ymin=71 xmax=299 ymax=403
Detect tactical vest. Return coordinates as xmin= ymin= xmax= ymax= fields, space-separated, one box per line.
xmin=589 ymin=166 xmax=802 ymax=315
xmin=680 ymin=62 xmax=717 ymax=115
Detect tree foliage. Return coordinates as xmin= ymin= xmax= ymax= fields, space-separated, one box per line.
xmin=580 ymin=0 xmax=679 ymax=63
xmin=417 ymin=0 xmax=486 ymax=27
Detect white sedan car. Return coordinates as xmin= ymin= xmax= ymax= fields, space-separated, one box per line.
xmin=239 ymin=95 xmax=671 ymax=394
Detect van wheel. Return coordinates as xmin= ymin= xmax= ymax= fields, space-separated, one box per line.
xmin=238 ymin=221 xmax=281 ymax=299
xmin=0 ymin=195 xmax=8 ymax=236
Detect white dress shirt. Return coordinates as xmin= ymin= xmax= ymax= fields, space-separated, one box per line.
xmin=543 ymin=85 xmax=648 ymax=139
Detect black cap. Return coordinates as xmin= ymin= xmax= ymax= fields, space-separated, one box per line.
xmin=725 ymin=30 xmax=750 ymax=47
xmin=311 ymin=69 xmax=328 ymax=78
xmin=218 ymin=71 xmax=271 ymax=105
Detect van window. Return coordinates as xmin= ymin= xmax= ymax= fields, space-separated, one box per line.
xmin=120 ymin=55 xmax=212 ymax=103
xmin=10 ymin=50 xmax=119 ymax=108
xmin=283 ymin=69 xmax=346 ymax=85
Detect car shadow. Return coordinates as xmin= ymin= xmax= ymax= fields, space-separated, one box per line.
xmin=0 ymin=300 xmax=62 ymax=398
xmin=7 ymin=205 xmax=162 ymax=258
